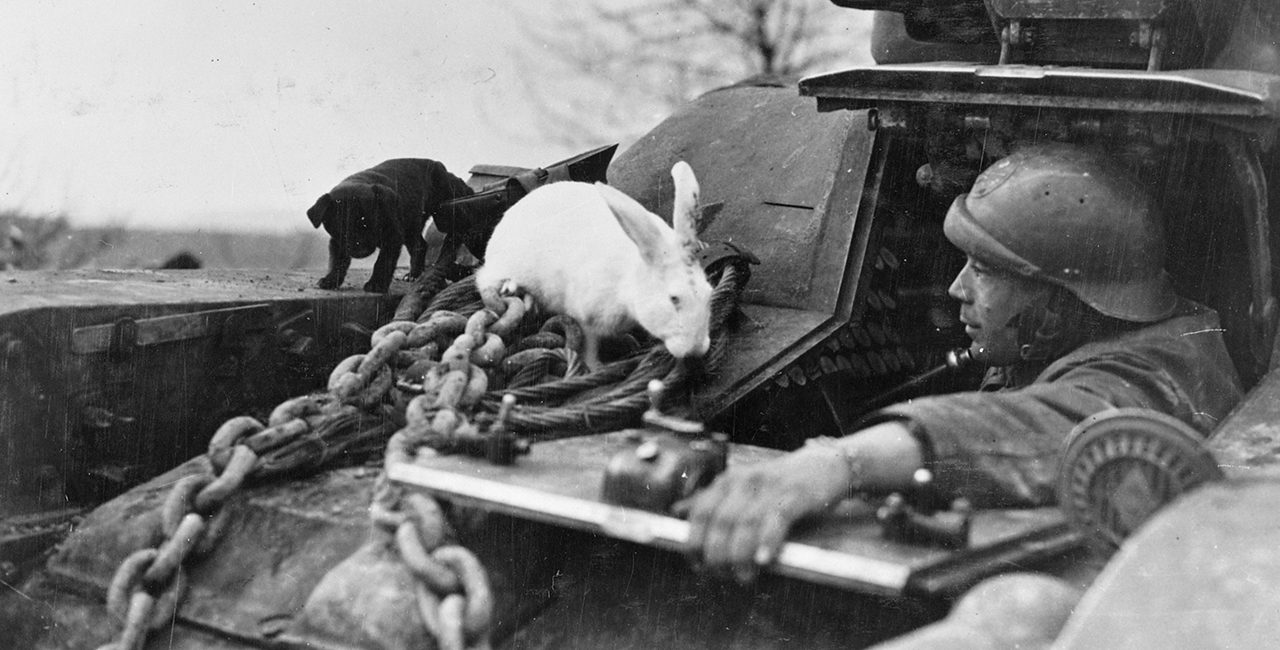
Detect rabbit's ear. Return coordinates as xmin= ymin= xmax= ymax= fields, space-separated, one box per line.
xmin=307 ymin=194 xmax=334 ymax=229
xmin=595 ymin=182 xmax=670 ymax=265
xmin=670 ymin=161 xmax=701 ymax=254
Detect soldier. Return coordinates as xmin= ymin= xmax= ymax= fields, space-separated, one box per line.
xmin=677 ymin=143 xmax=1244 ymax=583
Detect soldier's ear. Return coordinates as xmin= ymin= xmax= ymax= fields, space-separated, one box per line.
xmin=307 ymin=194 xmax=334 ymax=229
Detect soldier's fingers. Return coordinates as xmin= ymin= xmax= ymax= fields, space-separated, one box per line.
xmin=701 ymin=505 xmax=738 ymax=570
xmin=701 ymin=478 xmax=766 ymax=570
xmin=680 ymin=481 xmax=729 ymax=559
xmin=725 ymin=512 xmax=765 ymax=584
xmin=683 ymin=505 xmax=710 ymax=560
xmin=753 ymin=510 xmax=792 ymax=568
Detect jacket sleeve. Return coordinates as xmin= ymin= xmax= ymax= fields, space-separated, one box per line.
xmin=869 ymin=351 xmax=1195 ymax=507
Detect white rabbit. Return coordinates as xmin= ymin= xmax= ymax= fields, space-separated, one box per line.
xmin=475 ymin=161 xmax=712 ymax=370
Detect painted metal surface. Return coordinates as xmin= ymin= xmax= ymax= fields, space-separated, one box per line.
xmin=9 ymin=458 xmax=564 ymax=649
xmin=0 ymin=269 xmax=400 ymax=519
xmin=606 ymin=83 xmax=889 ymax=423
xmin=6 ymin=432 xmax=1072 ymax=649
xmin=68 ymin=303 xmax=274 ymax=355
xmin=1208 ymin=368 xmax=1280 ymax=482
xmin=801 ymin=64 xmax=1280 ymax=122
xmin=1055 ymin=480 xmax=1280 ymax=649
xmin=989 ymin=0 xmax=1170 ymax=20
xmin=390 ymin=432 xmax=1079 ymax=598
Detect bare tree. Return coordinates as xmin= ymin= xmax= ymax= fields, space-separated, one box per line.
xmin=500 ymin=0 xmax=873 ymax=149
xmin=0 ymin=210 xmax=125 ymax=271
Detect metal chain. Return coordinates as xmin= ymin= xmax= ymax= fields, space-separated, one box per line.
xmin=370 ymin=259 xmax=747 ymax=646
xmin=96 ymin=254 xmax=752 ymax=650
xmin=95 ymin=444 xmax=257 ymax=650
xmin=96 ymin=339 xmax=406 ymax=650
xmin=371 ymin=289 xmax=532 ymax=650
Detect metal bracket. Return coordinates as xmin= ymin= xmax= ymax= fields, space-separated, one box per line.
xmin=987 ymin=0 xmax=1171 ymax=70
xmin=997 ymin=20 xmax=1025 ymax=65
xmin=72 ymin=304 xmax=272 ymax=356
xmin=107 ymin=318 xmax=138 ymax=362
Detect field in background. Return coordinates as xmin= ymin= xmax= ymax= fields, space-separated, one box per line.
xmin=2 ymin=211 xmax=357 ymax=272
xmin=69 ymin=227 xmax=333 ymax=270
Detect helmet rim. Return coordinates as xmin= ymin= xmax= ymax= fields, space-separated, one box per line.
xmin=945 ymin=196 xmax=1177 ymax=322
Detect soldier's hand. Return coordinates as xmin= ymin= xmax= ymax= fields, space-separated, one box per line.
xmin=673 ymin=421 xmax=925 ymax=584
xmin=672 ymin=445 xmax=852 ymax=584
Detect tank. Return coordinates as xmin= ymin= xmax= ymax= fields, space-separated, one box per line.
xmin=4 ymin=1 xmax=1280 ymax=648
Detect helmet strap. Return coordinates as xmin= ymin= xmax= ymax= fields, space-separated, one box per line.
xmin=1015 ymin=288 xmax=1074 ymax=363
xmin=1015 ymin=287 xmax=1143 ymax=364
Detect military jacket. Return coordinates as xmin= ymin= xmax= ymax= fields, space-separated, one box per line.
xmin=873 ymin=301 xmax=1243 ymax=507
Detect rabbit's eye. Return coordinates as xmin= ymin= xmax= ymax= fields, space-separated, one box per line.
xmin=670 ymin=295 xmax=681 ymax=307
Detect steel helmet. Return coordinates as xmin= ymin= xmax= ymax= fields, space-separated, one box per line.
xmin=943 ymin=143 xmax=1176 ymax=322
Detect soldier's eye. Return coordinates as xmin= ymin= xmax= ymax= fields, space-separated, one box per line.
xmin=670 ymin=295 xmax=681 ymax=307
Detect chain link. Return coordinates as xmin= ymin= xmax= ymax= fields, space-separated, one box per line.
xmin=96 ymin=329 xmax=408 ymax=650
xmin=99 ymin=548 xmax=186 ymax=650
xmin=371 ymin=289 xmax=520 ymax=650
xmin=95 ymin=253 xmax=751 ymax=649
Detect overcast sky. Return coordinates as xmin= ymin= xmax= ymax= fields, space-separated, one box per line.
xmin=3 ymin=1 xmax=871 ymax=233
xmin=2 ymin=1 xmax=569 ymax=232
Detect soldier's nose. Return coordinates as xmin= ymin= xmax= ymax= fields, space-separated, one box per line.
xmin=948 ymin=273 xmax=968 ymax=301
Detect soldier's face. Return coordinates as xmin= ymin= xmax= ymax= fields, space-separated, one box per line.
xmin=948 ymin=255 xmax=1051 ymax=365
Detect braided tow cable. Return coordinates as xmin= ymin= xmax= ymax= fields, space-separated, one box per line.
xmin=469 ymin=261 xmax=749 ymax=435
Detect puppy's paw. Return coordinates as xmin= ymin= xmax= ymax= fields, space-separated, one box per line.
xmin=363 ymin=278 xmax=391 ymax=293
xmin=318 ymin=275 xmax=343 ymax=290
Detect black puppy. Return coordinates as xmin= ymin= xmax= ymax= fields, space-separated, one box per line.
xmin=307 ymin=159 xmax=473 ymax=292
